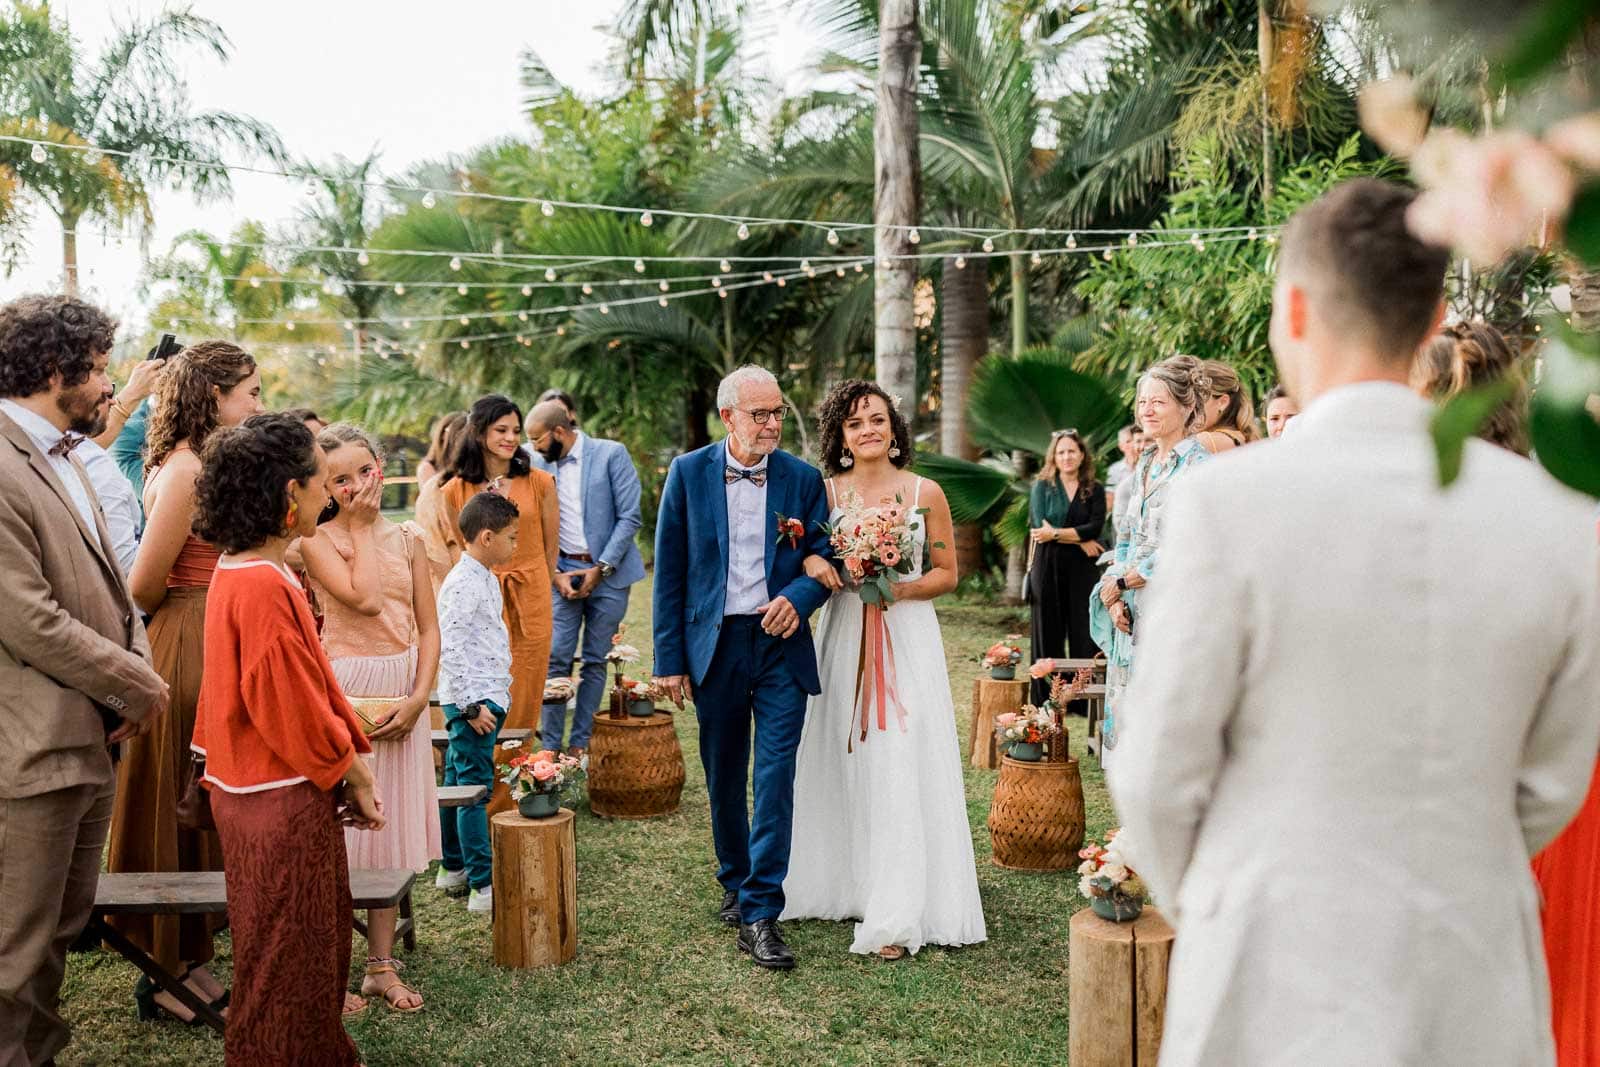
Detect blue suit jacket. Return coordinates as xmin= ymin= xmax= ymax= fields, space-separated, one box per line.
xmin=525 ymin=435 xmax=645 ymax=590
xmin=652 ymin=443 xmax=832 ymax=694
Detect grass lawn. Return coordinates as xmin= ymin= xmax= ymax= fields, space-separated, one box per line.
xmin=59 ymin=577 xmax=1117 ymax=1066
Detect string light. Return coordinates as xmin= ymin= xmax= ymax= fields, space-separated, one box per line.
xmin=518 ymin=310 xmax=529 ymax=321
xmin=633 ymin=259 xmax=645 ymax=273
xmin=712 ymin=278 xmax=721 ymax=288
xmin=458 ymin=315 xmax=470 ymax=325
xmin=640 ymin=211 xmax=653 ymax=227
xmin=394 ymin=284 xmax=405 ymax=295
xmin=600 ymin=304 xmax=610 ymax=314
xmin=827 ymin=229 xmax=840 ymax=246
xmin=736 ymin=223 xmax=750 ymax=240
xmin=955 ymin=256 xmax=967 ymax=269
xmin=1102 ymin=249 xmax=1113 ymax=261
xmin=30 ymin=143 xmax=47 ymax=163
xmin=449 ymin=257 xmax=462 ymax=271
xmin=799 ymin=259 xmax=810 ymax=272
xmin=718 ymin=289 xmax=728 ymax=299
xmin=357 ymin=251 xmax=370 ymax=266
xmin=982 ymin=237 xmax=995 ymax=253
xmin=907 ymin=228 xmax=921 ymax=244
xmin=582 ymin=283 xmax=593 ymax=295
xmin=456 ymin=284 xmax=468 ymax=295
xmin=659 ymin=280 xmax=670 ymax=292
xmin=541 ymin=201 xmax=555 ymax=217
xmin=249 ymin=277 xmax=262 ymax=288
xmin=460 ymin=339 xmax=469 ymax=348
xmin=1030 ymin=251 xmax=1042 ymax=266
xmin=658 ymin=296 xmax=668 ymax=307
xmin=762 ymin=271 xmax=773 ymax=282
xmin=719 ymin=259 xmax=732 ymax=273
xmin=1126 ymin=234 xmax=1138 ymax=247
xmin=544 ymin=268 xmax=556 ymax=281
xmin=1066 ymin=235 xmax=1077 ymax=250
xmin=421 ymin=191 xmax=436 ymax=209
xmin=285 ymin=321 xmax=296 ymax=331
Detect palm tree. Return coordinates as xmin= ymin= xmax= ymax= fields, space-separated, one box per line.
xmin=0 ymin=2 xmax=281 ymax=294
xmin=875 ymin=0 xmax=921 ymax=413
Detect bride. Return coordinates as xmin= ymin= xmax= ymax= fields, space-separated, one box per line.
xmin=782 ymin=379 xmax=987 ymax=959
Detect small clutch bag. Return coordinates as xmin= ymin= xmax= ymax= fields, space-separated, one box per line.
xmin=348 ymin=697 xmax=405 ymax=736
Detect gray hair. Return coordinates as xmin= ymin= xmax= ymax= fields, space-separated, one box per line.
xmin=716 ymin=364 xmax=779 ymax=412
xmin=1138 ymin=354 xmax=1210 ymax=432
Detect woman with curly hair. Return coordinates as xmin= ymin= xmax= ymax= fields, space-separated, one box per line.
xmin=109 ymin=340 xmax=263 ymax=1022
xmin=190 ymin=413 xmax=382 ymax=1064
xmin=1091 ymin=354 xmax=1212 ymax=769
xmin=781 ymin=379 xmax=987 ymax=961
xmin=418 ymin=394 xmax=558 ymax=816
xmin=1412 ymin=320 xmax=1531 ymax=455
xmin=1195 ymin=359 xmax=1259 ymax=451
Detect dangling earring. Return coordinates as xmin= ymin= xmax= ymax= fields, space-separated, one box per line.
xmin=839 ymin=449 xmax=854 ymax=469
xmin=889 ymin=444 xmax=902 ymax=459
xmin=283 ymin=500 xmax=299 ymax=534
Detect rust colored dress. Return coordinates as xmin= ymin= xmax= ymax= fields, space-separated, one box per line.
xmin=107 ymin=532 xmax=226 ymax=971
xmin=421 ymin=471 xmax=557 ymax=816
xmin=1532 ymin=757 xmax=1600 ymax=1067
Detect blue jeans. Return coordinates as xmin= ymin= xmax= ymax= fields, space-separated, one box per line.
xmin=438 ymin=701 xmax=505 ymax=890
xmin=691 ymin=616 xmax=808 ymax=924
xmin=541 ymin=558 xmax=630 ymax=751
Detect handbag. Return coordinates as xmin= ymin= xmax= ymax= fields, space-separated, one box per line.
xmin=348 ymin=697 xmax=406 ymax=736
xmin=175 ymin=751 xmax=214 ymax=831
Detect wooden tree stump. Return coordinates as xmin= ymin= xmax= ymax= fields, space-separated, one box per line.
xmin=588 ymin=712 xmax=686 ymax=819
xmin=490 ymin=809 xmax=577 ymax=969
xmin=969 ymin=676 xmax=1028 ymax=769
xmin=988 ymin=755 xmax=1086 ymax=870
xmin=1068 ymin=907 xmax=1175 ymax=1067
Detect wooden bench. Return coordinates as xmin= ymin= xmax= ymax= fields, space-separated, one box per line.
xmin=437 ymin=784 xmax=487 ymax=807
xmin=88 ymin=869 xmax=415 ymax=1034
xmin=1047 ymin=658 xmax=1109 ymax=764
xmin=431 ymin=727 xmax=532 ymax=749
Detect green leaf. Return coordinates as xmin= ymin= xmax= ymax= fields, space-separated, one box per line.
xmin=1529 ymin=328 xmax=1600 ymax=498
xmin=966 ymin=351 xmax=1127 ymax=457
xmin=1499 ymin=0 xmax=1594 ymax=88
xmin=1430 ymin=377 xmax=1519 ymax=487
xmin=913 ymin=453 xmax=1016 ymax=523
xmin=1564 ymin=181 xmax=1600 ymax=267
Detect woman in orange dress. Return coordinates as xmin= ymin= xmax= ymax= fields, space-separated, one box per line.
xmin=419 ymin=394 xmax=558 ymax=816
xmin=1533 ymin=761 xmax=1600 ymax=1067
xmin=113 ymin=341 xmax=265 ymax=1022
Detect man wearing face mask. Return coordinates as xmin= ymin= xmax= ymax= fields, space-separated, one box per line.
xmin=522 ymin=400 xmax=644 ymax=757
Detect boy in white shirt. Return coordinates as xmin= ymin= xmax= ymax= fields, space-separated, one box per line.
xmin=432 ymin=491 xmax=519 ymax=912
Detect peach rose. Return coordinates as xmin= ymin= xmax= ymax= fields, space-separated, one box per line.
xmin=845 ymin=556 xmax=865 ymax=578
xmin=531 ymin=760 xmax=559 ymax=782
xmin=995 ymin=712 xmax=1019 ymax=727
xmin=1029 ymin=658 xmax=1056 ymax=680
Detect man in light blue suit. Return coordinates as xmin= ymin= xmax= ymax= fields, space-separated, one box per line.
xmin=524 ymin=399 xmax=644 ymax=755
xmin=651 ymin=365 xmax=832 ymax=971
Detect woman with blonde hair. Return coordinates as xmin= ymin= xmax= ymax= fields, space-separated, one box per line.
xmin=1412 ymin=320 xmax=1530 ymax=455
xmin=111 ymin=340 xmax=265 ymax=1022
xmin=1091 ymin=354 xmax=1211 ymax=769
xmin=415 ymin=411 xmax=470 ymax=589
xmin=1196 ymin=359 xmax=1258 ymax=451
xmin=417 ymin=410 xmax=467 ymax=487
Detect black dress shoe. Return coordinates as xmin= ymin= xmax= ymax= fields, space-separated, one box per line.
xmin=738 ymin=919 xmax=796 ymax=971
xmin=718 ymin=889 xmax=741 ymax=927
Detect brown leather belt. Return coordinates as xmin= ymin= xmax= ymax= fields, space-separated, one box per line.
xmin=560 ymin=552 xmax=594 ymax=563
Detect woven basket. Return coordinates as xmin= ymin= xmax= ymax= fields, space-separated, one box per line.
xmin=988 ymin=755 xmax=1086 ymax=871
xmin=588 ymin=713 xmax=686 ymax=819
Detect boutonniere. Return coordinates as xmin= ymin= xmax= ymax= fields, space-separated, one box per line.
xmin=775 ymin=513 xmax=805 ymax=550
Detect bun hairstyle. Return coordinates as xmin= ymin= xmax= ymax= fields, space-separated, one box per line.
xmin=1414 ymin=320 xmax=1530 ymax=455
xmin=1201 ymin=360 xmax=1259 ymax=442
xmin=1140 ymin=354 xmax=1210 ymax=433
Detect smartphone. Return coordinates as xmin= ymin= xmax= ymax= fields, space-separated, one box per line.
xmin=147 ymin=333 xmax=183 ymax=361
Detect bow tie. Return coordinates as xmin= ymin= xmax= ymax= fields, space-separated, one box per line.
xmin=48 ymin=432 xmax=86 ymax=458
xmin=724 ymin=465 xmax=767 ymax=487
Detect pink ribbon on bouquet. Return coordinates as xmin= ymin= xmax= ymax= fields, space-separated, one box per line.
xmin=849 ymin=602 xmax=908 ymax=752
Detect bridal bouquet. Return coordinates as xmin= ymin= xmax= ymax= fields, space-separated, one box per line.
xmin=822 ymin=489 xmax=928 ymax=608
xmin=1078 ymin=828 xmax=1147 ymax=922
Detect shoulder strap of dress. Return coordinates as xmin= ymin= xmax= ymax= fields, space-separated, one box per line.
xmin=913 ymin=476 xmax=923 ymax=507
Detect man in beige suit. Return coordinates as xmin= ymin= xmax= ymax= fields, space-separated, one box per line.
xmin=1110 ymin=180 xmax=1600 ymax=1065
xmin=0 ymin=295 xmax=169 ymax=1067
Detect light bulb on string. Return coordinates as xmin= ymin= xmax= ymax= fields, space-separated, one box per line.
xmin=458 ymin=316 xmax=470 ymax=326
xmin=1126 ymin=233 xmax=1138 ymax=247
xmin=835 ymin=266 xmax=845 ymax=277
xmin=285 ymin=321 xmax=296 ymax=331
xmin=523 ymin=284 xmax=535 ymax=296
xmin=457 ymin=284 xmax=468 ymax=295
xmin=1265 ymin=233 xmax=1278 ymax=245
xmin=394 ymin=284 xmax=405 ymax=295
xmin=718 ymin=289 xmax=728 ymax=300
xmin=712 ymin=278 xmax=721 ymax=288
xmin=460 ymin=339 xmax=469 ymax=349
xmin=1246 ymin=229 xmax=1258 ymax=241
xmin=799 ymin=260 xmax=810 ymax=272
xmin=826 ymin=229 xmax=840 ymax=246
xmin=955 ymin=256 xmax=967 ymax=270
xmin=776 ymin=277 xmax=786 ymax=287
xmin=402 ymin=319 xmax=412 ymax=329
xmin=719 ymin=259 xmax=732 ymax=273
xmin=249 ymin=277 xmax=262 ymax=289
xmin=30 ymin=143 xmax=46 ymax=164
xmin=342 ymin=320 xmax=354 ymax=331
xmin=357 ymin=251 xmax=370 ymax=267
xmin=640 ymin=211 xmax=653 ymax=227
xmin=806 ymin=266 xmax=816 ymax=278
xmin=581 ymin=284 xmax=593 ymax=295
xmin=1030 ymin=251 xmax=1042 ymax=266
xmin=556 ymin=326 xmax=566 ymax=336
xmin=907 ymin=228 xmax=921 ymax=244
xmin=634 ymin=259 xmax=646 ymax=273
xmin=878 ymin=257 xmax=891 ymax=270
xmin=659 ymin=280 xmax=670 ymax=292
xmin=522 ymin=337 xmax=532 ymax=347
xmin=1066 ymin=234 xmax=1077 ymax=250
xmin=736 ymin=223 xmax=750 ymax=240
xmin=518 ymin=311 xmax=529 ymax=322
xmin=762 ymin=271 xmax=774 ymax=282
xmin=544 ymin=268 xmax=556 ymax=282
xmin=854 ymin=262 xmax=864 ymax=273
xmin=600 ymin=304 xmax=610 ymax=314
xmin=421 ymin=191 xmax=437 ymax=209
xmin=1102 ymin=249 xmax=1113 ymax=261
xmin=449 ymin=257 xmax=462 ymax=271
xmin=982 ymin=237 xmax=995 ymax=253
xmin=658 ymin=296 xmax=669 ymax=307
xmin=541 ymin=201 xmax=554 ymax=217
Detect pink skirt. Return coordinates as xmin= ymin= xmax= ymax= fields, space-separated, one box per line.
xmin=332 ymin=647 xmax=442 ymax=872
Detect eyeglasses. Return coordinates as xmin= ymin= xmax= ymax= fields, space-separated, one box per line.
xmin=739 ymin=407 xmax=787 ymax=425
xmin=1050 ymin=428 xmax=1079 ymax=439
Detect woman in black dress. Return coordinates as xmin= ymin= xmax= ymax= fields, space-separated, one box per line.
xmin=1027 ymin=429 xmax=1107 ymax=707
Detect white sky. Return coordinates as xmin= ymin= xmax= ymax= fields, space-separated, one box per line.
xmin=0 ymin=0 xmax=821 ymax=331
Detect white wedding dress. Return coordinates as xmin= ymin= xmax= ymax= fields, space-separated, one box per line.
xmin=781 ymin=478 xmax=988 ymax=955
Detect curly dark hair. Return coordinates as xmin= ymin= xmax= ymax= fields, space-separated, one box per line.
xmin=441 ymin=394 xmax=530 ymax=486
xmin=816 ymin=379 xmax=913 ymax=475
xmin=146 ymin=340 xmax=257 ymax=472
xmin=0 ymin=294 xmax=118 ymax=399
xmin=193 ymin=413 xmax=319 ymax=554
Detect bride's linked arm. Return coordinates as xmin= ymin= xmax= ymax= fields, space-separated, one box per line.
xmin=769 ymin=467 xmax=836 ymax=625
xmin=886 ymin=481 xmax=957 ymax=603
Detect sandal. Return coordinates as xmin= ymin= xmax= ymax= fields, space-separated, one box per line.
xmin=361 ymin=957 xmax=424 ymax=1014
xmin=342 ymin=992 xmax=369 ymax=1018
xmin=876 ymin=945 xmax=907 ymax=962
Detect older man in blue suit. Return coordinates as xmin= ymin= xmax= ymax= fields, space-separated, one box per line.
xmin=524 ymin=399 xmax=645 ymax=756
xmin=652 ymin=364 xmax=832 ymax=971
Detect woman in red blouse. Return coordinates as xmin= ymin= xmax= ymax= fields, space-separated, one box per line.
xmin=191 ymin=413 xmax=384 ymax=1067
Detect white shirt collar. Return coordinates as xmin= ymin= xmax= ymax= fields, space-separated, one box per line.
xmin=459 ymin=552 xmax=496 ymax=581
xmin=1292 ymin=381 xmax=1430 ymax=437
xmin=562 ymin=431 xmax=585 ymax=464
xmin=724 ymin=438 xmax=769 ymax=473
xmin=0 ymin=398 xmax=70 ymax=454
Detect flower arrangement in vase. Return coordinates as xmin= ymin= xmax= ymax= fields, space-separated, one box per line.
xmin=605 ymin=625 xmax=643 ymax=719
xmin=982 ymin=634 xmax=1024 ymax=680
xmin=994 ymin=704 xmax=1061 ymax=761
xmin=622 ymin=677 xmax=659 ymax=717
xmin=1078 ymin=828 xmax=1147 ymax=922
xmin=499 ymin=740 xmax=586 ymax=818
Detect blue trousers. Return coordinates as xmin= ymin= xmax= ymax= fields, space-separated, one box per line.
xmin=691 ymin=616 xmax=809 ymax=923
xmin=438 ymin=701 xmax=505 ymax=890
xmin=541 ymin=558 xmax=630 ymax=750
